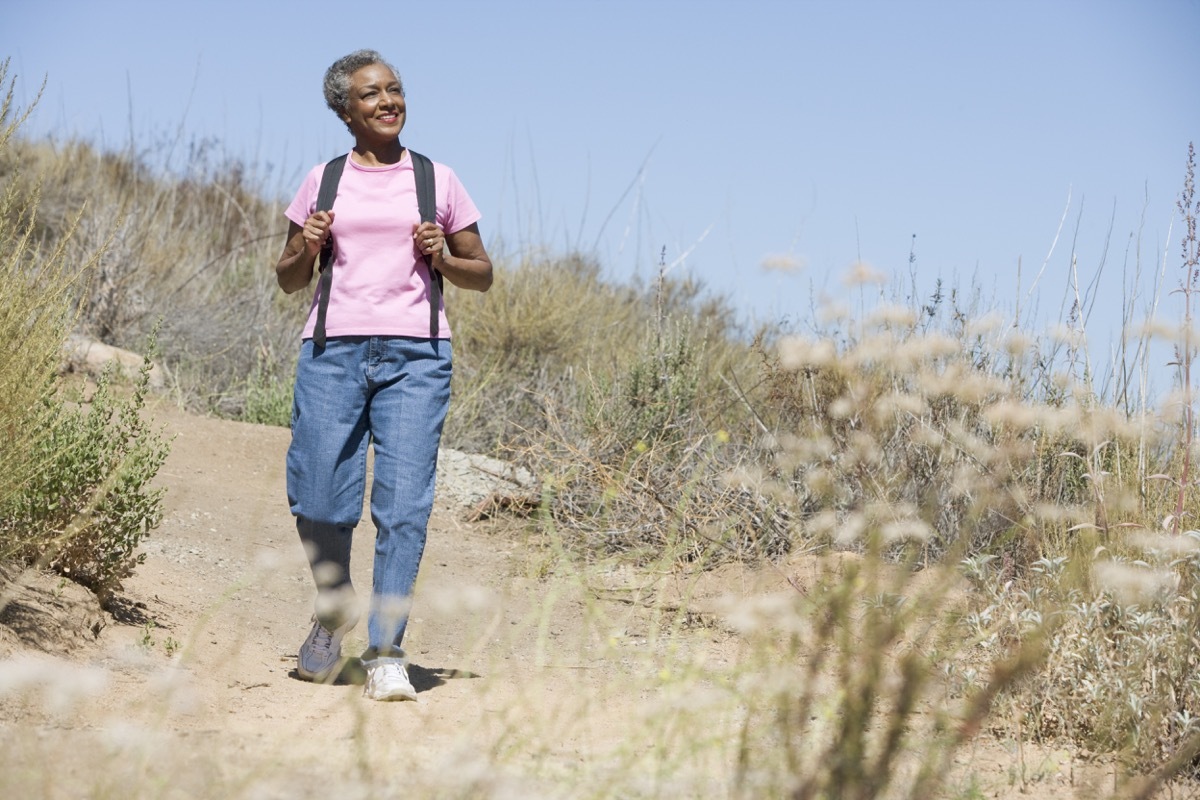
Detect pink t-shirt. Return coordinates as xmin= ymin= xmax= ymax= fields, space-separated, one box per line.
xmin=284 ymin=150 xmax=482 ymax=340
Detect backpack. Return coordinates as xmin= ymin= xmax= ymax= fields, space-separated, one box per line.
xmin=310 ymin=150 xmax=442 ymax=347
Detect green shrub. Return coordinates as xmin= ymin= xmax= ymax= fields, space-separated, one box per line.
xmin=242 ymin=356 xmax=294 ymax=427
xmin=584 ymin=316 xmax=702 ymax=458
xmin=2 ymin=346 xmax=170 ymax=601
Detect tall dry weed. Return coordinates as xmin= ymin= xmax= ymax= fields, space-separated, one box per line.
xmin=0 ymin=60 xmax=93 ymax=511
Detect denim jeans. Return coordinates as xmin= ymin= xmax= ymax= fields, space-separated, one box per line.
xmin=287 ymin=336 xmax=451 ymax=662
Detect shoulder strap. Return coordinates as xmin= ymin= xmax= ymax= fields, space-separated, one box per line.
xmin=316 ymin=154 xmax=347 ymax=213
xmin=312 ymin=154 xmax=347 ymax=349
xmin=409 ymin=150 xmax=443 ymax=338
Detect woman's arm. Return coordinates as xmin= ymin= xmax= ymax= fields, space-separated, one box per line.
xmin=416 ymin=221 xmax=493 ymax=292
xmin=276 ymin=212 xmax=334 ymax=294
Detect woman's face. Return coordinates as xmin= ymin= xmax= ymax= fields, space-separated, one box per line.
xmin=341 ymin=63 xmax=406 ymax=143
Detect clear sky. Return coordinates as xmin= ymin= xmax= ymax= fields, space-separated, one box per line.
xmin=3 ymin=0 xmax=1198 ymax=390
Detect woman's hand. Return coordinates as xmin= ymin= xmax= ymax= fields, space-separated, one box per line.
xmin=303 ymin=211 xmax=336 ymax=258
xmin=276 ymin=211 xmax=336 ymax=294
xmin=412 ymin=221 xmax=446 ymax=264
xmin=414 ymin=221 xmax=493 ymax=292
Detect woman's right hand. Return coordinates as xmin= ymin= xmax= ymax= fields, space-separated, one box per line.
xmin=303 ymin=211 xmax=336 ymax=257
xmin=277 ymin=211 xmax=336 ymax=294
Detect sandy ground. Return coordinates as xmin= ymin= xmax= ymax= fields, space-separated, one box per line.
xmin=0 ymin=399 xmax=1185 ymax=799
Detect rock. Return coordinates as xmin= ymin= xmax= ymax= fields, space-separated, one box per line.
xmin=436 ymin=448 xmax=536 ymax=510
xmin=63 ymin=334 xmax=166 ymax=389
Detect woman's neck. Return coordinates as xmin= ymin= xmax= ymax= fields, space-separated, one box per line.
xmin=350 ymin=139 xmax=405 ymax=167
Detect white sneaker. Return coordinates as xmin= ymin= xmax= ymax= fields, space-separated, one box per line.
xmin=363 ymin=661 xmax=418 ymax=701
xmin=297 ymin=616 xmax=356 ymax=682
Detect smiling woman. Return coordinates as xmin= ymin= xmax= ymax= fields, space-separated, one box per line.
xmin=322 ymin=50 xmax=405 ymax=136
xmin=273 ymin=48 xmax=493 ymax=703
xmin=338 ymin=63 xmax=407 ymax=144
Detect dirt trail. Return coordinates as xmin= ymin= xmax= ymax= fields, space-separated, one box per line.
xmin=0 ymin=400 xmax=1127 ymax=798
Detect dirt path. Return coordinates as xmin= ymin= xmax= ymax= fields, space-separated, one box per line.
xmin=0 ymin=401 xmax=1142 ymax=798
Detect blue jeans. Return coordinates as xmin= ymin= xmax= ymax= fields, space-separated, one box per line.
xmin=287 ymin=336 xmax=451 ymax=662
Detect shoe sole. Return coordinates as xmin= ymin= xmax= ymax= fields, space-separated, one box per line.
xmin=297 ymin=664 xmax=341 ymax=683
xmin=366 ymin=688 xmax=418 ymax=701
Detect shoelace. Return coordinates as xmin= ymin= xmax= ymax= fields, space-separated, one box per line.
xmin=311 ymin=623 xmax=335 ymax=653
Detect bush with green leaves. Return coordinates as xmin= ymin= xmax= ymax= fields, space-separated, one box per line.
xmin=242 ymin=354 xmax=295 ymax=427
xmin=2 ymin=348 xmax=170 ymax=602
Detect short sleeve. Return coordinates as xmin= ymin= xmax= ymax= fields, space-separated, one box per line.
xmin=436 ymin=165 xmax=482 ymax=235
xmin=284 ymin=163 xmax=324 ymax=227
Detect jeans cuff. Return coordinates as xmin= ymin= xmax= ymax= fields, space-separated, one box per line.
xmin=361 ymin=648 xmax=406 ymax=667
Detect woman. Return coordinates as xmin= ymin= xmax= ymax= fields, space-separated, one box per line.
xmin=276 ymin=49 xmax=493 ymax=701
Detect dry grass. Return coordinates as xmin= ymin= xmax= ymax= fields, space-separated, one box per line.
xmin=0 ymin=61 xmax=93 ymax=512
xmin=1 ymin=130 xmax=306 ymax=419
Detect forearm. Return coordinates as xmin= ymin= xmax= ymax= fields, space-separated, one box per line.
xmin=435 ymin=252 xmax=493 ymax=292
xmin=433 ymin=222 xmax=493 ymax=292
xmin=276 ymin=228 xmax=317 ymax=294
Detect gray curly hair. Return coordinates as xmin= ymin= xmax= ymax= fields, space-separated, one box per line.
xmin=323 ymin=49 xmax=403 ymax=127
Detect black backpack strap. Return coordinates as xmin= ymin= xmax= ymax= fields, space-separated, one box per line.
xmin=409 ymin=150 xmax=442 ymax=338
xmin=311 ymin=154 xmax=348 ymax=349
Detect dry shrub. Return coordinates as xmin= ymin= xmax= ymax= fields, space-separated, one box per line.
xmin=0 ymin=66 xmax=92 ymax=511
xmin=734 ymin=159 xmax=1200 ymax=786
xmin=756 ymin=303 xmax=1160 ymax=570
xmin=454 ymin=254 xmax=787 ymax=565
xmin=531 ymin=314 xmax=791 ymax=566
xmin=445 ymin=253 xmax=644 ymax=451
xmin=446 ymin=252 xmax=755 ymax=451
xmin=727 ymin=327 xmax=1200 ymax=794
xmin=2 ymin=132 xmax=305 ymax=420
xmin=0 ymin=61 xmax=169 ymax=601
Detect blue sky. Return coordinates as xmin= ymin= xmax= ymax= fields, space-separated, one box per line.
xmin=3 ymin=0 xmax=1198 ymax=390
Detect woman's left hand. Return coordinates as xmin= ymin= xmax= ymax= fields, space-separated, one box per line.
xmin=413 ymin=222 xmax=445 ymax=263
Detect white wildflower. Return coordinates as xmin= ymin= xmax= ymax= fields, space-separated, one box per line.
xmin=778 ymin=336 xmax=838 ymax=370
xmin=843 ymin=260 xmax=886 ymax=286
xmin=426 ymin=585 xmax=494 ymax=615
xmin=834 ymin=512 xmax=867 ymax=545
xmin=866 ymin=304 xmax=917 ymax=329
xmin=1093 ymin=561 xmax=1179 ymax=604
xmin=965 ymin=312 xmax=1004 ymax=337
xmin=881 ymin=518 xmax=933 ymax=544
xmin=761 ymin=254 xmax=806 ymax=272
